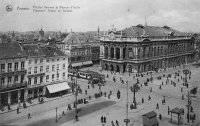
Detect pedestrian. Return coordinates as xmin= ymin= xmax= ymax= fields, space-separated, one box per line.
xmin=181 ymin=87 xmax=183 ymax=92
xmin=111 ymin=121 xmax=115 ymax=126
xmin=148 ymin=95 xmax=151 ymax=101
xmin=88 ymin=85 xmax=90 ymax=89
xmin=110 ymin=90 xmax=112 ymax=95
xmin=62 ymin=111 xmax=65 ymax=116
xmin=159 ymin=85 xmax=162 ymax=90
xmin=142 ymin=98 xmax=144 ymax=103
xmin=17 ymin=107 xmax=19 ymax=114
xmin=116 ymin=120 xmax=119 ymax=126
xmin=182 ymin=94 xmax=184 ymax=100
xmin=89 ymin=95 xmax=91 ymax=100
xmin=156 ymin=103 xmax=159 ymax=109
xmin=85 ymin=90 xmax=87 ymax=95
xmin=108 ymin=94 xmax=110 ymax=99
xmin=28 ymin=113 xmax=31 ymax=119
xmin=101 ymin=115 xmax=103 ymax=123
xmin=103 ymin=116 xmax=106 ymax=123
xmin=168 ymin=106 xmax=170 ymax=115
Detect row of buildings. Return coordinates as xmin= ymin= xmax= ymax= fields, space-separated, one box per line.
xmin=100 ymin=25 xmax=197 ymax=73
xmin=0 ymin=42 xmax=69 ymax=107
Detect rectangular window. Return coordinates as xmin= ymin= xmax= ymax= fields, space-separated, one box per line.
xmin=29 ymin=60 xmax=31 ymax=64
xmin=40 ymin=58 xmax=43 ymax=63
xmin=52 ymin=65 xmax=55 ymax=71
xmin=8 ymin=63 xmax=12 ymax=72
xmin=57 ymin=64 xmax=59 ymax=70
xmin=57 ymin=73 xmax=59 ymax=79
xmin=28 ymin=67 xmax=31 ymax=74
xmin=34 ymin=77 xmax=37 ymax=84
xmin=46 ymin=75 xmax=49 ymax=82
xmin=28 ymin=78 xmax=31 ymax=85
xmin=1 ymin=78 xmax=5 ymax=87
xmin=34 ymin=67 xmax=37 ymax=74
xmin=40 ymin=76 xmax=43 ymax=83
xmin=52 ymin=74 xmax=54 ymax=81
xmin=15 ymin=62 xmax=18 ymax=71
xmin=8 ymin=76 xmax=12 ymax=85
xmin=40 ymin=66 xmax=43 ymax=72
xmin=63 ymin=72 xmax=65 ymax=79
xmin=14 ymin=75 xmax=18 ymax=82
xmin=46 ymin=65 xmax=49 ymax=72
xmin=1 ymin=64 xmax=5 ymax=72
xmin=63 ymin=64 xmax=65 ymax=69
xmin=21 ymin=62 xmax=25 ymax=70
xmin=21 ymin=75 xmax=24 ymax=83
xmin=35 ymin=59 xmax=37 ymax=64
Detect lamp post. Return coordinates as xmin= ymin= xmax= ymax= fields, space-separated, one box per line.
xmin=74 ymin=68 xmax=79 ymax=121
xmin=124 ymin=81 xmax=130 ymax=126
xmin=131 ymin=83 xmax=138 ymax=109
xmin=56 ymin=107 xmax=57 ymax=122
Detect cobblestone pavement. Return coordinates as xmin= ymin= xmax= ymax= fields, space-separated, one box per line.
xmin=1 ymin=63 xmax=200 ymax=126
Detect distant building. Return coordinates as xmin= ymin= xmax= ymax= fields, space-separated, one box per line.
xmin=57 ymin=32 xmax=93 ymax=68
xmin=100 ymin=25 xmax=196 ymax=73
xmin=0 ymin=42 xmax=27 ymax=107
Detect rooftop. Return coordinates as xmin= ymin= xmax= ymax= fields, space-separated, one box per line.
xmin=0 ymin=42 xmax=27 ymax=60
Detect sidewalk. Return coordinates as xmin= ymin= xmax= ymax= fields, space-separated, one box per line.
xmin=0 ymin=93 xmax=73 ymax=115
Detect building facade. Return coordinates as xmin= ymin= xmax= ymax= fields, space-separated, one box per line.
xmin=0 ymin=43 xmax=27 ymax=107
xmin=41 ymin=46 xmax=69 ymax=97
xmin=57 ymin=32 xmax=93 ymax=68
xmin=100 ymin=25 xmax=196 ymax=73
xmin=23 ymin=44 xmax=46 ymax=99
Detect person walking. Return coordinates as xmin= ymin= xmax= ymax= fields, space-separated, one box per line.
xmin=116 ymin=120 xmax=119 ymax=126
xmin=101 ymin=115 xmax=103 ymax=123
xmin=28 ymin=113 xmax=31 ymax=119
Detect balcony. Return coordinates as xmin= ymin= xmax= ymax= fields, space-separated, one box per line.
xmin=0 ymin=81 xmax=27 ymax=92
xmin=27 ymin=73 xmax=45 ymax=78
xmin=100 ymin=35 xmax=191 ymax=42
xmin=0 ymin=69 xmax=27 ymax=77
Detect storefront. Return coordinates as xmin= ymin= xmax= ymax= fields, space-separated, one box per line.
xmin=46 ymin=82 xmax=71 ymax=98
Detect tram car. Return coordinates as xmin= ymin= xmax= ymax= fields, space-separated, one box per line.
xmin=77 ymin=71 xmax=92 ymax=79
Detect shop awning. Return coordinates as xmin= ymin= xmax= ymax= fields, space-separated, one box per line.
xmin=72 ymin=62 xmax=83 ymax=67
xmin=47 ymin=82 xmax=70 ymax=93
xmin=83 ymin=61 xmax=93 ymax=65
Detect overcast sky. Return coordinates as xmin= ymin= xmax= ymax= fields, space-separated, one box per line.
xmin=0 ymin=0 xmax=200 ymax=32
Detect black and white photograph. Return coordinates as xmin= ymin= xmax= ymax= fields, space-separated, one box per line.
xmin=0 ymin=0 xmax=200 ymax=126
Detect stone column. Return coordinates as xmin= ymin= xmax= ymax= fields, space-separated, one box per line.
xmin=0 ymin=93 xmax=1 ymax=108
xmin=114 ymin=47 xmax=116 ymax=59
xmin=8 ymin=92 xmax=11 ymax=105
xmin=43 ymin=86 xmax=46 ymax=96
xmin=32 ymin=88 xmax=34 ymax=98
xmin=24 ymin=88 xmax=27 ymax=101
xmin=18 ymin=90 xmax=21 ymax=103
xmin=120 ymin=65 xmax=123 ymax=74
xmin=125 ymin=47 xmax=128 ymax=59
xmin=108 ymin=47 xmax=111 ymax=58
xmin=120 ymin=47 xmax=123 ymax=60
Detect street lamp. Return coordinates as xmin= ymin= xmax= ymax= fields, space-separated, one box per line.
xmin=183 ymin=69 xmax=189 ymax=88
xmin=130 ymin=83 xmax=139 ymax=109
xmin=124 ymin=81 xmax=130 ymax=126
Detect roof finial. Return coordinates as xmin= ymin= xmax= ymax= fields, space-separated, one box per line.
xmin=145 ymin=16 xmax=147 ymax=27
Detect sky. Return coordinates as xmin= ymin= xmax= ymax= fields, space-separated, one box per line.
xmin=0 ymin=0 xmax=200 ymax=32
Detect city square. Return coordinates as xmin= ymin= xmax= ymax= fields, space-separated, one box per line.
xmin=1 ymin=0 xmax=200 ymax=126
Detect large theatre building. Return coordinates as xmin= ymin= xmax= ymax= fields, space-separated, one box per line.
xmin=100 ymin=25 xmax=196 ymax=73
